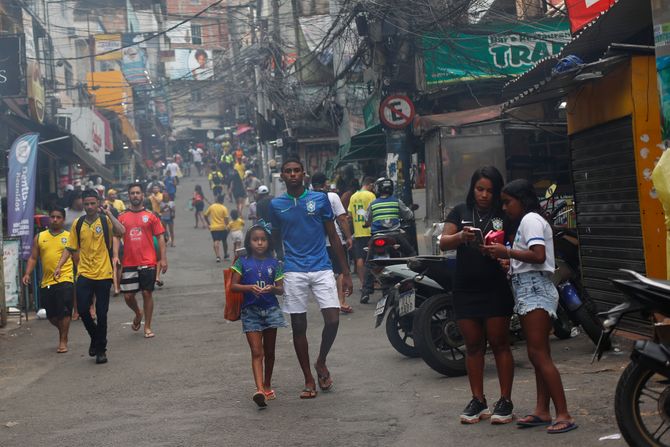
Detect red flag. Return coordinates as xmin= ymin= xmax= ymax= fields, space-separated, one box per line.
xmin=565 ymin=0 xmax=616 ymax=33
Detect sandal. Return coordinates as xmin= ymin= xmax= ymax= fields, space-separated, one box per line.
xmin=516 ymin=415 xmax=551 ymax=428
xmin=547 ymin=420 xmax=578 ymax=434
xmin=253 ymin=391 xmax=267 ymax=407
xmin=264 ymin=389 xmax=276 ymax=400
xmin=299 ymin=388 xmax=317 ymax=399
xmin=315 ymin=365 xmax=333 ymax=391
xmin=132 ymin=314 xmax=142 ymax=332
xmin=340 ymin=305 xmax=354 ymax=314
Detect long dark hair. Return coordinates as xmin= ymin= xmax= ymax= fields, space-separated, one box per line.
xmin=502 ymin=179 xmax=542 ymax=215
xmin=465 ymin=166 xmax=504 ymax=212
xmin=243 ymin=225 xmax=272 ymax=258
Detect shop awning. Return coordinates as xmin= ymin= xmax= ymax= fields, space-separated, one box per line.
xmin=235 ymin=124 xmax=253 ymax=136
xmin=503 ymin=0 xmax=652 ymax=101
xmin=413 ymin=104 xmax=503 ymax=136
xmin=336 ymin=124 xmax=385 ymax=167
xmin=503 ymin=54 xmax=630 ymax=109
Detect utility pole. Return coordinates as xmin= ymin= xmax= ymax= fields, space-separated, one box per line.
xmin=0 ymin=193 xmax=6 ymax=328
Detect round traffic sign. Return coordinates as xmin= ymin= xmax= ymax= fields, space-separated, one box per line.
xmin=379 ymin=95 xmax=415 ymax=129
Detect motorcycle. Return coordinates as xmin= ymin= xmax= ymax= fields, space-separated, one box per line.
xmin=594 ymin=269 xmax=670 ymax=447
xmin=368 ymin=256 xmax=449 ymax=358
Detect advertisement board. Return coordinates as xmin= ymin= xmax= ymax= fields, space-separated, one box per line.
xmin=3 ymin=239 xmax=21 ymax=308
xmin=59 ymin=107 xmax=109 ymax=163
xmin=423 ymin=21 xmax=571 ymax=87
xmin=165 ymin=49 xmax=213 ymax=80
xmin=95 ymin=34 xmax=122 ymax=60
xmin=121 ymin=33 xmax=148 ymax=85
xmin=565 ymin=0 xmax=616 ymax=34
xmin=7 ymin=133 xmax=39 ymax=259
xmin=0 ymin=36 xmax=25 ymax=97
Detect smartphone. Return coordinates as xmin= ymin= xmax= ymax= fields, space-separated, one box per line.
xmin=470 ymin=227 xmax=484 ymax=245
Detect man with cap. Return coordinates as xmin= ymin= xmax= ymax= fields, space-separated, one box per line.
xmin=248 ymin=185 xmax=271 ymax=225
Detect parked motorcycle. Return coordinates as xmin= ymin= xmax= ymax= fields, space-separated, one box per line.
xmin=368 ymin=256 xmax=449 ymax=358
xmin=594 ymin=270 xmax=670 ymax=447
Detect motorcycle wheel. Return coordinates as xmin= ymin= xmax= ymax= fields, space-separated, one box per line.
xmin=413 ymin=293 xmax=466 ymax=377
xmin=615 ymin=360 xmax=670 ymax=447
xmin=385 ymin=309 xmax=420 ymax=358
xmin=552 ymin=305 xmax=573 ymax=340
xmin=571 ymin=305 xmax=610 ymax=349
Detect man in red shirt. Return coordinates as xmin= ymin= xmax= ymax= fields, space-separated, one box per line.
xmin=117 ymin=183 xmax=168 ymax=338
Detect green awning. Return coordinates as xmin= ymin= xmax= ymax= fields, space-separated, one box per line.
xmin=336 ymin=124 xmax=385 ymax=167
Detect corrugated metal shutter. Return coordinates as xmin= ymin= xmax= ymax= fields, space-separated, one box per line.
xmin=570 ymin=116 xmax=651 ymax=335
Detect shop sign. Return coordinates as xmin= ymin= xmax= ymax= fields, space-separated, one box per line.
xmin=60 ymin=107 xmax=108 ymax=164
xmin=27 ymin=61 xmax=45 ymax=123
xmin=565 ymin=0 xmax=616 ymax=34
xmin=95 ymin=34 xmax=122 ymax=60
xmin=0 ymin=36 xmax=25 ymax=97
xmin=121 ymin=33 xmax=149 ymax=85
xmin=423 ymin=20 xmax=571 ymax=87
xmin=652 ymin=0 xmax=670 ymax=144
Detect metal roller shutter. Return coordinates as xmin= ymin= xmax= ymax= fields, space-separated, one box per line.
xmin=570 ymin=116 xmax=651 ymax=335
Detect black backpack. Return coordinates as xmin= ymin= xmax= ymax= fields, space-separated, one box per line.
xmin=212 ymin=172 xmax=223 ymax=185
xmin=75 ymin=215 xmax=113 ymax=268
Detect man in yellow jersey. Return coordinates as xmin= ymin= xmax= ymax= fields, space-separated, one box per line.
xmin=347 ymin=177 xmax=376 ymax=303
xmin=23 ymin=207 xmax=75 ymax=354
xmin=106 ymin=188 xmax=126 ymax=214
xmin=204 ymin=194 xmax=230 ymax=262
xmin=54 ymin=189 xmax=125 ymax=364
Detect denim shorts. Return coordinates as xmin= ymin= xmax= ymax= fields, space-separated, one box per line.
xmin=510 ymin=271 xmax=559 ymax=319
xmin=241 ymin=305 xmax=287 ymax=333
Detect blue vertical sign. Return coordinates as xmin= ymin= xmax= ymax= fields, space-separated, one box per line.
xmin=7 ymin=133 xmax=39 ymax=259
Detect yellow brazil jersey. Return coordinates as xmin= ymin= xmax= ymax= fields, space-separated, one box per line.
xmin=204 ymin=203 xmax=229 ymax=231
xmin=110 ymin=199 xmax=125 ymax=213
xmin=348 ymin=190 xmax=376 ymax=237
xmin=67 ymin=216 xmax=113 ymax=280
xmin=38 ymin=230 xmax=74 ymax=287
xmin=228 ymin=218 xmax=244 ymax=232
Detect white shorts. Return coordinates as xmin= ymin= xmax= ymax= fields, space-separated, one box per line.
xmin=230 ymin=230 xmax=244 ymax=245
xmin=282 ymin=270 xmax=339 ymax=314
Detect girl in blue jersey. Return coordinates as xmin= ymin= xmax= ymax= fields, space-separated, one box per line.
xmin=230 ymin=221 xmax=286 ymax=408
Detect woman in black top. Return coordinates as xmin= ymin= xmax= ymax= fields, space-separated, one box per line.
xmin=439 ymin=166 xmax=514 ymax=425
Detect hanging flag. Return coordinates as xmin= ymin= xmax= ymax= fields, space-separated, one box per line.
xmin=565 ymin=0 xmax=616 ymax=34
xmin=7 ymin=133 xmax=39 ymax=259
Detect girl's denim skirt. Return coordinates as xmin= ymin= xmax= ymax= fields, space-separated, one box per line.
xmin=510 ymin=271 xmax=558 ymax=319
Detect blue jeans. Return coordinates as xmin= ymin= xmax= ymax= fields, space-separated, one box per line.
xmin=76 ymin=276 xmax=112 ymax=354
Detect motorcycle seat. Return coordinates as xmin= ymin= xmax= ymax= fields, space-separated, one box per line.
xmin=620 ymin=269 xmax=670 ymax=293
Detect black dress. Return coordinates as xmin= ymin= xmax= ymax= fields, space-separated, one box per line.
xmin=446 ymin=203 xmax=514 ymax=320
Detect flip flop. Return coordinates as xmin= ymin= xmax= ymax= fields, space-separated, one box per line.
xmin=57 ymin=347 xmax=68 ymax=354
xmin=315 ymin=366 xmax=333 ymax=391
xmin=132 ymin=315 xmax=142 ymax=331
xmin=340 ymin=305 xmax=354 ymax=314
xmin=264 ymin=390 xmax=276 ymax=400
xmin=547 ymin=420 xmax=578 ymax=434
xmin=299 ymin=388 xmax=317 ymax=399
xmin=516 ymin=415 xmax=552 ymax=428
xmin=144 ymin=331 xmax=155 ymax=338
xmin=253 ymin=392 xmax=267 ymax=408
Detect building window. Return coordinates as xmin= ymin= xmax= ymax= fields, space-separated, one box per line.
xmin=193 ymin=119 xmax=202 ymax=127
xmin=191 ymin=24 xmax=202 ymax=44
xmin=191 ymin=89 xmax=202 ymax=101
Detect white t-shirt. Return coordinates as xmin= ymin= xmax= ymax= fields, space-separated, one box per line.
xmin=189 ymin=148 xmax=203 ymax=163
xmin=511 ymin=212 xmax=555 ymax=274
xmin=165 ymin=162 xmax=179 ymax=177
xmin=326 ymin=191 xmax=346 ymax=246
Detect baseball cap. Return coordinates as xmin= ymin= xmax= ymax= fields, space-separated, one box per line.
xmin=257 ymin=185 xmax=269 ymax=194
xmin=245 ymin=170 xmax=253 ymax=177
xmin=107 ymin=188 xmax=117 ymax=195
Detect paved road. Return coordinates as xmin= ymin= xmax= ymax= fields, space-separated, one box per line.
xmin=1 ymin=174 xmax=629 ymax=446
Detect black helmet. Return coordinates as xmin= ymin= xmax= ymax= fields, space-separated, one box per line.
xmin=375 ymin=177 xmax=394 ymax=196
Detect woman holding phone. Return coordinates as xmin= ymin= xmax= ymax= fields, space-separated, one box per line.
xmin=439 ymin=166 xmax=515 ymax=425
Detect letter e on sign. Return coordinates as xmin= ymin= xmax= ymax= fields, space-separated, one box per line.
xmin=379 ymin=95 xmax=415 ymax=129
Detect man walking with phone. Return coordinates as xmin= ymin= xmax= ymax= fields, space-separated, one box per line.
xmin=54 ymin=189 xmax=125 ymax=364
xmin=118 ymin=183 xmax=168 ymax=338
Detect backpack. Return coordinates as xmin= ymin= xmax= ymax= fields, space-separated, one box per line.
xmin=211 ymin=172 xmax=222 ymax=185
xmin=75 ymin=215 xmax=113 ymax=268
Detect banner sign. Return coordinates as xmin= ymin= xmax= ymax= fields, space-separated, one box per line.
xmin=8 ymin=133 xmax=38 ymax=259
xmin=3 ymin=239 xmax=20 ymax=308
xmin=165 ymin=49 xmax=214 ymax=80
xmin=652 ymin=0 xmax=670 ymax=146
xmin=565 ymin=0 xmax=616 ymax=34
xmin=0 ymin=36 xmax=25 ymax=97
xmin=121 ymin=33 xmax=149 ymax=85
xmin=95 ymin=34 xmax=122 ymax=60
xmin=422 ymin=20 xmax=571 ymax=87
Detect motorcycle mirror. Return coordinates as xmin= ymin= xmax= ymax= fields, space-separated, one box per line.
xmin=544 ymin=183 xmax=557 ymax=199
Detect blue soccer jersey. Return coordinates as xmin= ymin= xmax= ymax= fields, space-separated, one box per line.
xmin=269 ymin=190 xmax=333 ymax=272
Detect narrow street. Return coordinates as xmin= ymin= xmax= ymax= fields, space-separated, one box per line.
xmin=1 ymin=174 xmax=629 ymax=447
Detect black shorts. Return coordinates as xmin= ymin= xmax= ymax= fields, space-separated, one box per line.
xmin=211 ymin=230 xmax=229 ymax=241
xmin=353 ymin=237 xmax=370 ymax=260
xmin=194 ymin=201 xmax=204 ymax=212
xmin=120 ymin=266 xmax=156 ymax=294
xmin=41 ymin=282 xmax=74 ymax=319
xmin=327 ymin=245 xmax=349 ymax=275
xmin=213 ymin=185 xmax=223 ymax=196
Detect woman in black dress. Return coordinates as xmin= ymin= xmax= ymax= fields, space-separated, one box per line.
xmin=439 ymin=166 xmax=514 ymax=425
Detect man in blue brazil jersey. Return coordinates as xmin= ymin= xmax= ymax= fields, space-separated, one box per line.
xmin=269 ymin=157 xmax=353 ymax=398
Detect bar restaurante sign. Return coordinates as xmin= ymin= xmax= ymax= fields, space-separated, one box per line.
xmin=0 ymin=36 xmax=25 ymax=97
